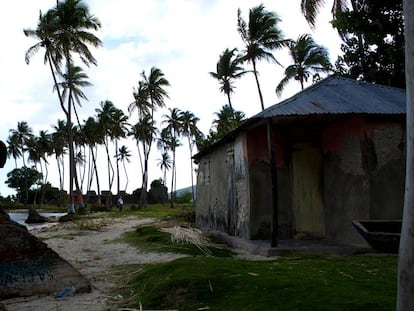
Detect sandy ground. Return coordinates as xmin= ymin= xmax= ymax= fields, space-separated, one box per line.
xmin=2 ymin=216 xmax=186 ymax=311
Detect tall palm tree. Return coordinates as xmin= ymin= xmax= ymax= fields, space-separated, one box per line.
xmin=7 ymin=133 xmax=22 ymax=169
xmin=162 ymin=108 xmax=183 ymax=208
xmin=95 ymin=100 xmax=117 ymax=205
xmin=36 ymin=130 xmax=53 ymax=205
xmin=237 ymin=4 xmax=289 ymax=110
xmin=276 ymin=34 xmax=332 ymax=96
xmin=82 ymin=116 xmax=103 ymax=202
xmin=111 ymin=108 xmax=129 ymax=198
xmin=157 ymin=152 xmax=172 ymax=187
xmin=209 ymin=48 xmax=247 ymax=111
xmin=9 ymin=121 xmax=34 ymax=206
xmin=52 ymin=119 xmax=68 ymax=204
xmin=180 ymin=110 xmax=203 ymax=202
xmin=129 ymin=114 xmax=157 ymax=208
xmin=142 ymin=67 xmax=170 ymax=116
xmin=116 ymin=145 xmax=131 ymax=193
xmin=129 ymin=67 xmax=170 ymax=208
xmin=57 ymin=64 xmax=92 ymax=212
xmin=25 ymin=0 xmax=101 ymax=213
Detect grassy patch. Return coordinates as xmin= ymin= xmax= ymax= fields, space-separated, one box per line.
xmin=120 ymin=225 xmax=234 ymax=257
xmin=118 ymin=255 xmax=397 ymax=311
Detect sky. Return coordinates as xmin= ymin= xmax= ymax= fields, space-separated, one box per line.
xmin=0 ymin=0 xmax=343 ymax=198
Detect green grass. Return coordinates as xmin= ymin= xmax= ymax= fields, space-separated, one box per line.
xmin=119 ymin=225 xmax=234 ymax=257
xmin=118 ymin=255 xmax=397 ymax=311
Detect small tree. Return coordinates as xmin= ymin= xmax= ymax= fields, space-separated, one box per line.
xmin=5 ymin=167 xmax=43 ymax=204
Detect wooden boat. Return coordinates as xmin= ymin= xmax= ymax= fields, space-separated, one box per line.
xmin=352 ymin=220 xmax=401 ymax=253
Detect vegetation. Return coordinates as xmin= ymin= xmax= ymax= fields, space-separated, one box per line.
xmin=115 ymin=231 xmax=397 ymax=311
xmin=332 ymin=0 xmax=405 ymax=88
xmin=276 ymin=34 xmax=332 ymax=96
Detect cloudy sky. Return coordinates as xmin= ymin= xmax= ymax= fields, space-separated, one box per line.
xmin=0 ymin=0 xmax=342 ymax=198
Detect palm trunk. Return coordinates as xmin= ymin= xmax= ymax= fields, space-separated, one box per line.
xmin=188 ymin=137 xmax=195 ymax=203
xmin=170 ymin=147 xmax=176 ymax=208
xmin=116 ymin=140 xmax=120 ymax=196
xmin=397 ymin=1 xmax=414 ymax=309
xmin=252 ymin=59 xmax=265 ymax=111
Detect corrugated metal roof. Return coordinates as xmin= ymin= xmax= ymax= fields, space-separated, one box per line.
xmin=254 ymin=76 xmax=406 ymax=119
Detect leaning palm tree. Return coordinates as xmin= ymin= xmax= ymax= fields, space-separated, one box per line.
xmin=237 ymin=4 xmax=289 ymax=110
xmin=276 ymin=34 xmax=332 ymax=96
xmin=209 ymin=48 xmax=247 ymax=111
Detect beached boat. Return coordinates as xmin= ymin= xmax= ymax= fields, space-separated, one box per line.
xmin=352 ymin=220 xmax=401 ymax=253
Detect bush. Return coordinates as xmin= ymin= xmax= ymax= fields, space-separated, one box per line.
xmin=174 ymin=191 xmax=192 ymax=204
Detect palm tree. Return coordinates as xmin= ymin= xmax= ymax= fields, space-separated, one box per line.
xmin=209 ymin=48 xmax=247 ymax=111
xmin=301 ymin=0 xmax=349 ymax=28
xmin=25 ymin=0 xmax=101 ymax=213
xmin=237 ymin=4 xmax=289 ymax=110
xmin=111 ymin=108 xmax=129 ymax=197
xmin=116 ymin=145 xmax=131 ymax=193
xmin=180 ymin=110 xmax=203 ymax=202
xmin=129 ymin=114 xmax=157 ymax=208
xmin=52 ymin=119 xmax=68 ymax=205
xmin=129 ymin=67 xmax=170 ymax=208
xmin=95 ymin=100 xmax=117 ymax=206
xmin=7 ymin=134 xmax=22 ymax=169
xmin=36 ymin=130 xmax=53 ymax=205
xmin=82 ymin=116 xmax=103 ymax=203
xmin=57 ymin=64 xmax=92 ymax=212
xmin=9 ymin=121 xmax=34 ymax=206
xmin=157 ymin=152 xmax=172 ymax=187
xmin=276 ymin=34 xmax=332 ymax=96
xmin=143 ymin=67 xmax=170 ymax=116
xmin=162 ymin=108 xmax=183 ymax=208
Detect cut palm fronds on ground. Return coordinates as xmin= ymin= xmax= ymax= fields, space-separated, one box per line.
xmin=160 ymin=226 xmax=221 ymax=255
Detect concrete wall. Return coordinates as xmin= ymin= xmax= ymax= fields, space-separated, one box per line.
xmin=322 ymin=116 xmax=405 ymax=245
xmin=196 ymin=115 xmax=405 ymax=246
xmin=195 ymin=135 xmax=250 ymax=238
xmin=246 ymin=125 xmax=292 ymax=240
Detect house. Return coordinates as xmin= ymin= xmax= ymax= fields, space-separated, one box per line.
xmin=194 ymin=76 xmax=406 ymax=247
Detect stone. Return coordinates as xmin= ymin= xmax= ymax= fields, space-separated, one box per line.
xmin=25 ymin=206 xmax=49 ymax=224
xmin=0 ymin=224 xmax=91 ymax=299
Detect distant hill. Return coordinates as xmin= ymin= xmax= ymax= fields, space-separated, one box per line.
xmin=173 ymin=186 xmax=196 ymax=199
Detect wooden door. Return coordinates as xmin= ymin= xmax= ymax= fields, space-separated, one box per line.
xmin=292 ymin=143 xmax=326 ymax=238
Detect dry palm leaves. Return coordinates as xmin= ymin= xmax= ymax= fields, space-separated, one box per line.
xmin=160 ymin=226 xmax=220 ymax=255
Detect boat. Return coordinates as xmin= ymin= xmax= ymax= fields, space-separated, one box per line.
xmin=352 ymin=220 xmax=401 ymax=253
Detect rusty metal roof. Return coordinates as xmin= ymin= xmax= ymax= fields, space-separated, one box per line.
xmin=254 ymin=76 xmax=406 ymax=119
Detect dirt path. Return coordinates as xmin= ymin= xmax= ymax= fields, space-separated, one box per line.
xmin=2 ymin=216 xmax=185 ymax=311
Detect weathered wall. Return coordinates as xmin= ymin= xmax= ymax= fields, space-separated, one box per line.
xmin=323 ymin=116 xmax=405 ymax=245
xmin=195 ymin=135 xmax=250 ymax=238
xmin=247 ymin=125 xmax=292 ymax=240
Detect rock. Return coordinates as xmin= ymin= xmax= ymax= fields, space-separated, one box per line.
xmin=0 ymin=302 xmax=7 ymax=311
xmin=58 ymin=214 xmax=73 ymax=222
xmin=0 ymin=224 xmax=91 ymax=299
xmin=25 ymin=207 xmax=49 ymax=224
